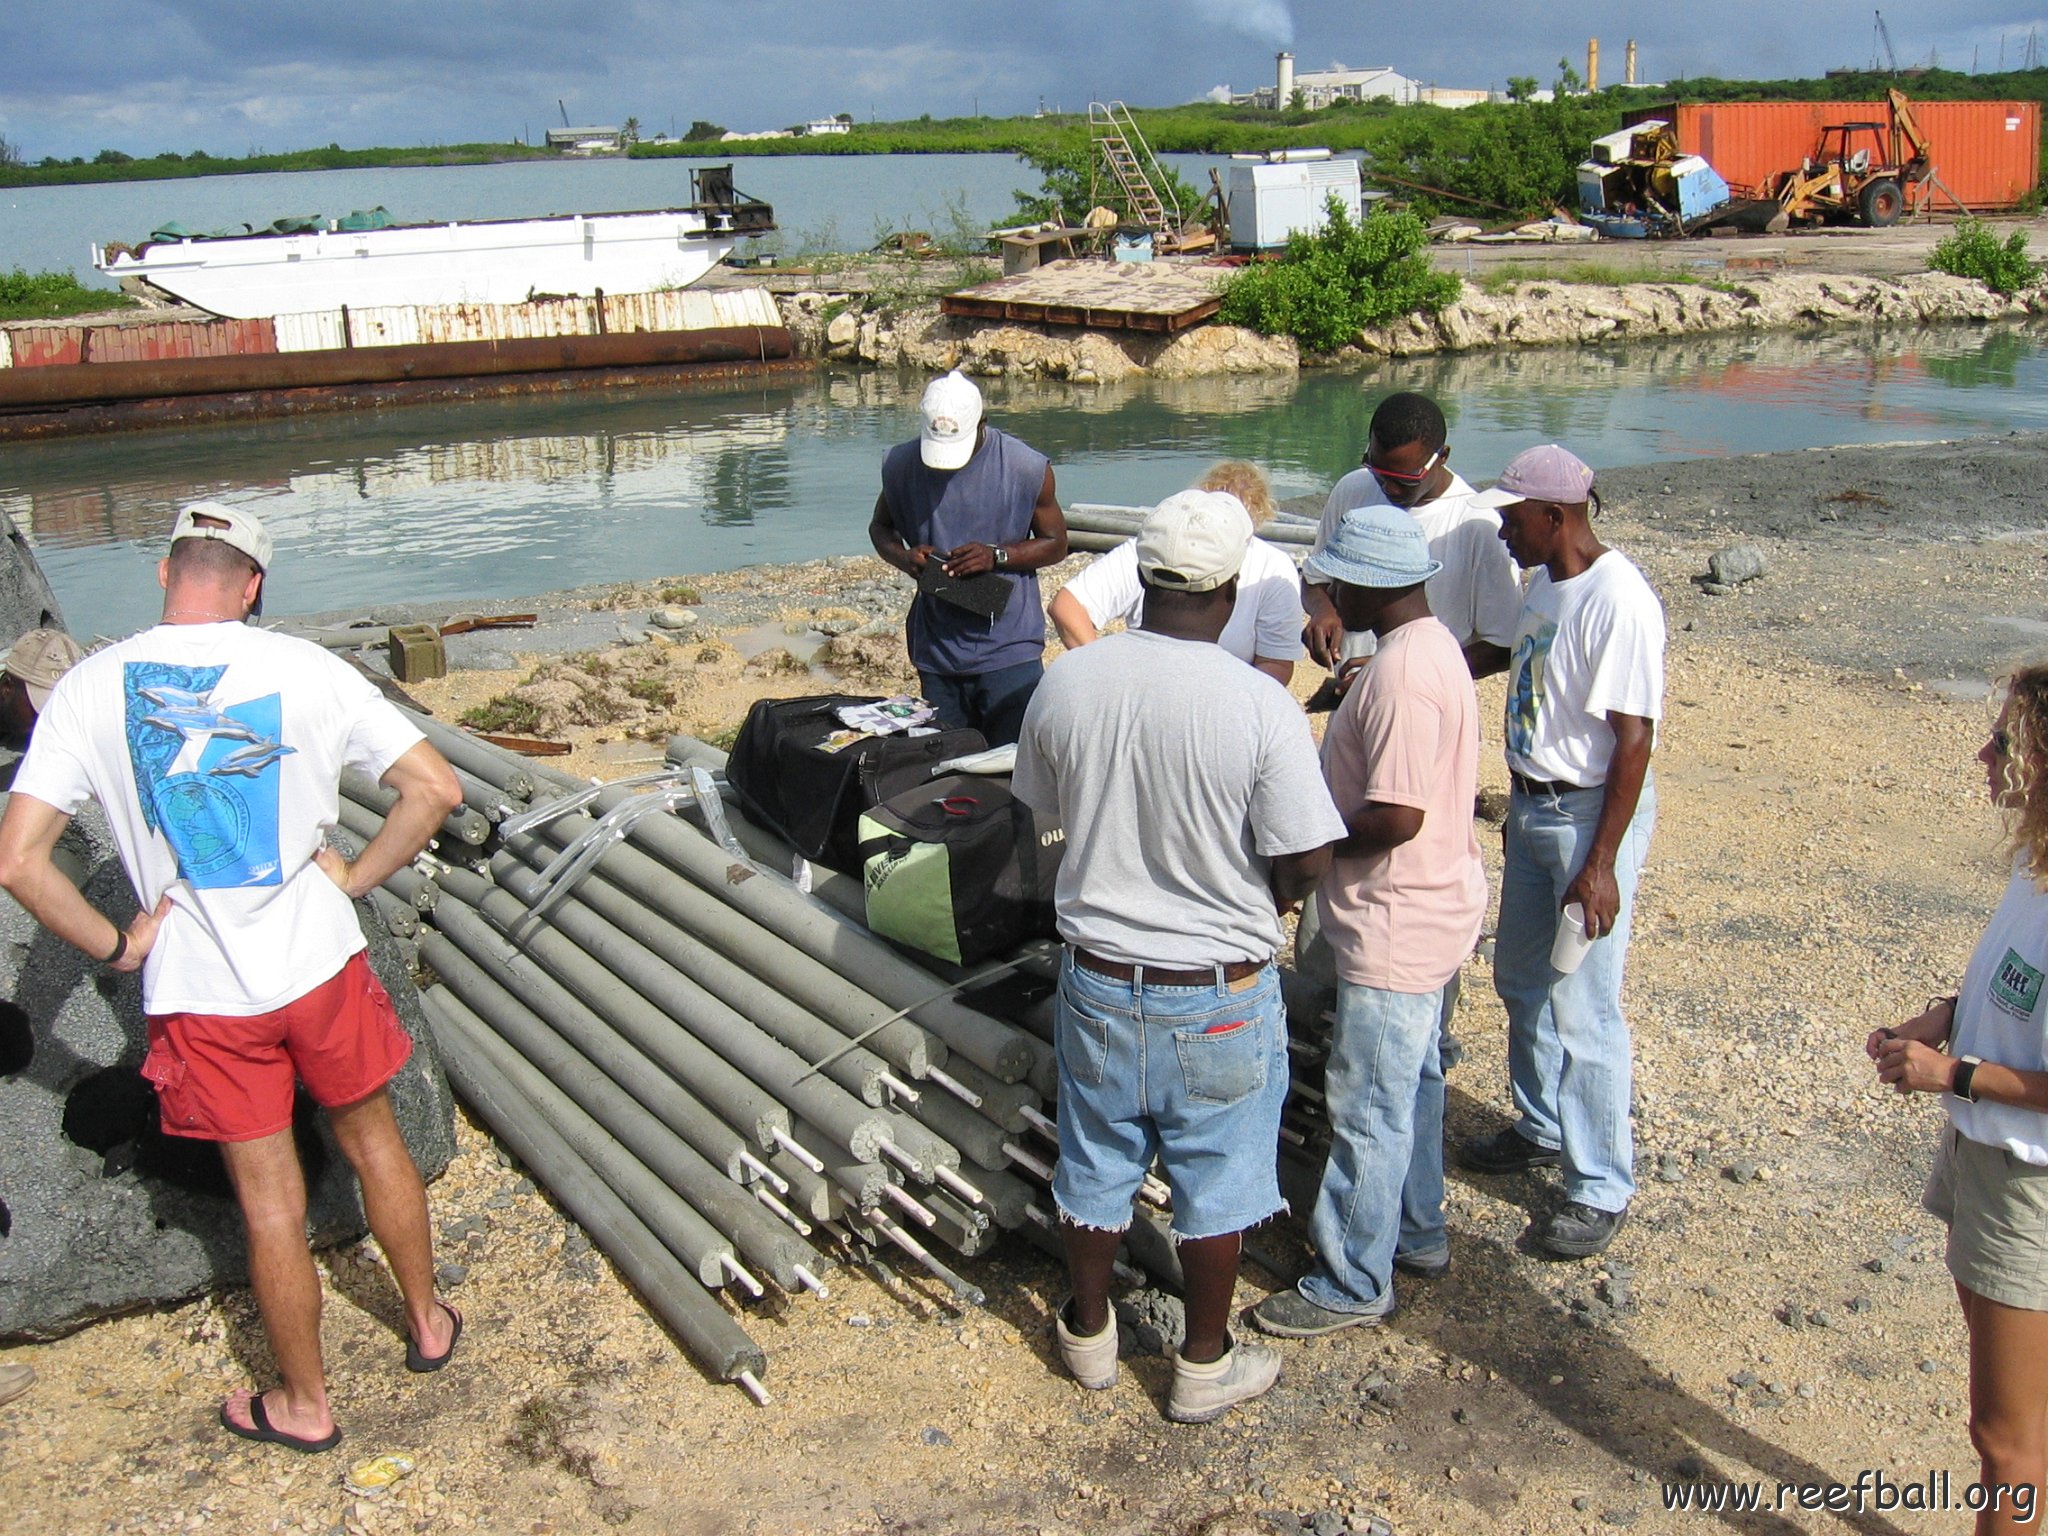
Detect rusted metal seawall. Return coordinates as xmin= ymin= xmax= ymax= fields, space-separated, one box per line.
xmin=0 ymin=327 xmax=801 ymax=441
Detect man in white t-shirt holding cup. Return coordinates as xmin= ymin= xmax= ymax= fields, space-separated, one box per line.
xmin=1457 ymin=446 xmax=1664 ymax=1261
xmin=0 ymin=504 xmax=466 ymax=1451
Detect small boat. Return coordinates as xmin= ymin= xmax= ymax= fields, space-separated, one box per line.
xmin=93 ymin=166 xmax=774 ymax=322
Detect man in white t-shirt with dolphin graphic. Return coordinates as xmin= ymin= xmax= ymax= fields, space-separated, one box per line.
xmin=0 ymin=503 xmax=465 ymax=1452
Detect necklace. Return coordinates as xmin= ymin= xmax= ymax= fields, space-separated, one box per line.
xmin=161 ymin=609 xmax=238 ymax=623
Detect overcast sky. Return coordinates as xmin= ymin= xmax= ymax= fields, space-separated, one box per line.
xmin=3 ymin=0 xmax=2041 ymax=158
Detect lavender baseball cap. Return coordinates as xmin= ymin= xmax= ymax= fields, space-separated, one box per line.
xmin=1472 ymin=444 xmax=1597 ymax=508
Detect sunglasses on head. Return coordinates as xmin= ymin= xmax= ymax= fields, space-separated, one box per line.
xmin=1363 ymin=447 xmax=1443 ymax=485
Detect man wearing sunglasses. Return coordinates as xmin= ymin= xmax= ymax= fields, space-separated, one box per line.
xmin=1301 ymin=392 xmax=1523 ymax=694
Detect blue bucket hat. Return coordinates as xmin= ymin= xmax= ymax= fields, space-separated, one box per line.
xmin=1303 ymin=503 xmax=1442 ymax=589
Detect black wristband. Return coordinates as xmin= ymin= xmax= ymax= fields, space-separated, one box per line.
xmin=1953 ymin=1056 xmax=1983 ymax=1103
xmin=104 ymin=928 xmax=128 ymax=967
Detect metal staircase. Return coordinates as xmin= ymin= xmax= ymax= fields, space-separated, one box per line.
xmin=1088 ymin=101 xmax=1181 ymax=235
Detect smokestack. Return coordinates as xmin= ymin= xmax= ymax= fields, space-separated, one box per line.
xmin=1276 ymin=51 xmax=1295 ymax=108
xmin=1587 ymin=38 xmax=1600 ymax=91
xmin=1625 ymin=39 xmax=1637 ymax=86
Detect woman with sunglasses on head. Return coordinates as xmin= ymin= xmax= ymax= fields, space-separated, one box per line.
xmin=1872 ymin=663 xmax=2048 ymax=1535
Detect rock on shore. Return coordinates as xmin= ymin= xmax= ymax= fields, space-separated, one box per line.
xmin=778 ymin=270 xmax=2043 ymax=379
xmin=1358 ymin=270 xmax=2044 ymax=357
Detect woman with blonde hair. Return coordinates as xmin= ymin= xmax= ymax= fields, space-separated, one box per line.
xmin=1872 ymin=662 xmax=2048 ymax=1534
xmin=1049 ymin=460 xmax=1304 ymax=685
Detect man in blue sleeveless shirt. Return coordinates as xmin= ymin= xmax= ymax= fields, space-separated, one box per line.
xmin=869 ymin=371 xmax=1068 ymax=746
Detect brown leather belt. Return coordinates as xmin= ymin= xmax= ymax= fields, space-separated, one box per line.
xmin=1073 ymin=947 xmax=1268 ymax=988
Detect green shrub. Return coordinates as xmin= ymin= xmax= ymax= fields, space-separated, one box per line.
xmin=459 ymin=694 xmax=541 ymax=734
xmin=1218 ymin=203 xmax=1460 ymax=353
xmin=0 ymin=268 xmax=137 ymax=321
xmin=1929 ymin=219 xmax=2042 ymax=295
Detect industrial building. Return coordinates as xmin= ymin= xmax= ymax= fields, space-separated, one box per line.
xmin=1231 ymin=54 xmax=1499 ymax=111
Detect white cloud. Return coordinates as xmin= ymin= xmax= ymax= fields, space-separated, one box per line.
xmin=1187 ymin=0 xmax=1294 ymax=49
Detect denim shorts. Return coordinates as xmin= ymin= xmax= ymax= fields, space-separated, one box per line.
xmin=1051 ymin=951 xmax=1288 ymax=1240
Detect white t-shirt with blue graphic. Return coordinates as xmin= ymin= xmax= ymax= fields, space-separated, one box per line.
xmin=15 ymin=622 xmax=424 ymax=1016
xmin=1949 ymin=863 xmax=2048 ymax=1165
xmin=1504 ymin=550 xmax=1665 ymax=789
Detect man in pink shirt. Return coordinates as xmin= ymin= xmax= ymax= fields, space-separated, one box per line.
xmin=1253 ymin=503 xmax=1485 ymax=1335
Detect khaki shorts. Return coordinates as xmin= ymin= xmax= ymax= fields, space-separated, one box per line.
xmin=1923 ymin=1124 xmax=2048 ymax=1311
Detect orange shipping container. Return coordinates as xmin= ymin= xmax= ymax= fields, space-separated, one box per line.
xmin=1624 ymin=100 xmax=2041 ymax=210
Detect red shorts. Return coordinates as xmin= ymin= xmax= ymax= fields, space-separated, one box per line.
xmin=142 ymin=952 xmax=413 ymax=1143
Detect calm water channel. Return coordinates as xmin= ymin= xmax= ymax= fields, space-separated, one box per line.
xmin=5 ymin=322 xmax=2045 ymax=641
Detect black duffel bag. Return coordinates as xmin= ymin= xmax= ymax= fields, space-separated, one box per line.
xmin=857 ymin=774 xmax=1063 ymax=966
xmin=725 ymin=694 xmax=985 ymax=874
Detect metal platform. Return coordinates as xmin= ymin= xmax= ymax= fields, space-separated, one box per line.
xmin=939 ymin=259 xmax=1227 ymax=333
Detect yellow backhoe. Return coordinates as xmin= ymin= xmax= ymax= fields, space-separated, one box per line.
xmin=1764 ymin=88 xmax=1933 ymax=227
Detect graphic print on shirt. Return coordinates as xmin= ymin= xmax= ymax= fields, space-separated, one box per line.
xmin=1991 ymin=947 xmax=2045 ymax=1022
xmin=1505 ymin=621 xmax=1557 ymax=761
xmin=125 ymin=662 xmax=295 ymax=888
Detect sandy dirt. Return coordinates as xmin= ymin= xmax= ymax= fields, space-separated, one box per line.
xmin=3 ymin=433 xmax=2046 ymax=1536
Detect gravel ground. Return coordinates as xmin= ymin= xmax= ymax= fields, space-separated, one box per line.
xmin=2 ymin=432 xmax=2044 ymax=1536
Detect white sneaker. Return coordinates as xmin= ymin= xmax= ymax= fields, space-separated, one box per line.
xmin=1054 ymin=1302 xmax=1118 ymax=1390
xmin=1166 ymin=1339 xmax=1280 ymax=1424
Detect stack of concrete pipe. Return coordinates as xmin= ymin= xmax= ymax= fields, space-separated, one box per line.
xmin=334 ymin=711 xmax=1215 ymax=1401
xmin=1060 ymin=502 xmax=1317 ymax=556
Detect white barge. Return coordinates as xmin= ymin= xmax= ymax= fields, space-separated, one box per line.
xmin=93 ymin=167 xmax=775 ymax=322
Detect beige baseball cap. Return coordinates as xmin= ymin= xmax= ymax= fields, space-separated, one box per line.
xmin=170 ymin=500 xmax=273 ymax=572
xmin=1136 ymin=489 xmax=1253 ymax=594
xmin=5 ymin=628 xmax=85 ymax=711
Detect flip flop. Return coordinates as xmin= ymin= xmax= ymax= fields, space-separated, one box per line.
xmin=219 ymin=1391 xmax=342 ymax=1454
xmin=405 ymin=1300 xmax=462 ymax=1374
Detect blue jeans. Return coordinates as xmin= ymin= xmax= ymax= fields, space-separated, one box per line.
xmin=1052 ymin=954 xmax=1288 ymax=1240
xmin=918 ymin=658 xmax=1043 ymax=747
xmin=1493 ymin=776 xmax=1657 ymax=1214
xmin=1300 ymin=980 xmax=1448 ymax=1316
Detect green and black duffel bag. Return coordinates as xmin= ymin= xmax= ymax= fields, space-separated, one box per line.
xmin=857 ymin=774 xmax=1063 ymax=966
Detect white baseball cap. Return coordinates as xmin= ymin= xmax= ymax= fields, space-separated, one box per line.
xmin=1137 ymin=489 xmax=1253 ymax=594
xmin=919 ymin=371 xmax=983 ymax=471
xmin=170 ymin=500 xmax=273 ymax=572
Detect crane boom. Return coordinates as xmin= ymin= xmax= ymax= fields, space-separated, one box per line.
xmin=1874 ymin=9 xmax=1901 ymax=72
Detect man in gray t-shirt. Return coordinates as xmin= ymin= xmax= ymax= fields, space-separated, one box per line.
xmin=1015 ymin=489 xmax=1343 ymax=1424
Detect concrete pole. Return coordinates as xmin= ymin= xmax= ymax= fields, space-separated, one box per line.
xmin=420 ymin=930 xmax=823 ymax=1291
xmin=501 ymin=816 xmax=939 ymax=1080
xmin=424 ymin=988 xmax=768 ymax=1386
xmin=457 ymin=863 xmax=920 ymax=1169
xmin=489 ymin=849 xmax=894 ymax=1107
xmin=432 ymin=868 xmax=792 ymax=1152
xmin=589 ymin=785 xmax=1052 ymax=1089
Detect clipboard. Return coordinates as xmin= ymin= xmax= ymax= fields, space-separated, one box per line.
xmin=916 ymin=562 xmax=1013 ymax=621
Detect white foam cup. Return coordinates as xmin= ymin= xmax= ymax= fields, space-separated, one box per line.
xmin=1550 ymin=901 xmax=1594 ymax=975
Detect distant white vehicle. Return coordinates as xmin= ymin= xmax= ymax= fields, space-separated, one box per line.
xmin=93 ymin=168 xmax=774 ymax=322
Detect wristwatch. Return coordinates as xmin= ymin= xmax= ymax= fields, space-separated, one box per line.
xmin=1952 ymin=1055 xmax=1984 ymax=1103
xmin=993 ymin=545 xmax=1011 ymax=567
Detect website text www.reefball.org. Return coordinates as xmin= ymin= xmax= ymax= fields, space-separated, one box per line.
xmin=1662 ymin=1470 xmax=2036 ymax=1519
